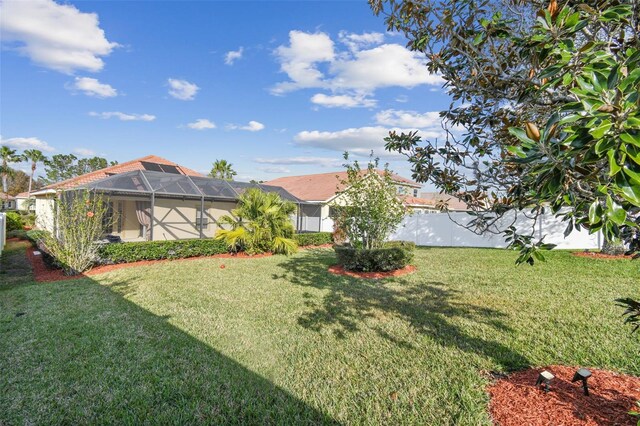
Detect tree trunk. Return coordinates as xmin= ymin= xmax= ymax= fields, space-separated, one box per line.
xmin=28 ymin=163 xmax=35 ymax=196
xmin=602 ymin=239 xmax=625 ymax=256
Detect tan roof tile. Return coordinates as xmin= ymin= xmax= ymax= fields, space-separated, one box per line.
xmin=264 ymin=170 xmax=420 ymax=202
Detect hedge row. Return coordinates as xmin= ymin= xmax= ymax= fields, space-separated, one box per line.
xmin=293 ymin=232 xmax=333 ymax=247
xmin=334 ymin=241 xmax=415 ymax=272
xmin=97 ymin=239 xmax=228 ymax=264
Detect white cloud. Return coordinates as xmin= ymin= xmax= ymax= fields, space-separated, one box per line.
xmin=395 ymin=95 xmax=409 ymax=103
xmin=167 ymin=78 xmax=199 ymax=100
xmin=254 ymin=156 xmax=342 ymax=168
xmin=74 ymin=148 xmax=96 ymax=156
xmin=1 ymin=136 xmax=55 ymax=152
xmin=272 ymin=30 xmax=443 ymax=108
xmin=69 ymin=77 xmax=117 ymax=98
xmin=294 ymin=126 xmax=445 ymax=158
xmin=310 ymin=93 xmax=376 ymax=109
xmin=375 ymin=109 xmax=442 ymax=129
xmin=89 ymin=111 xmax=156 ymax=121
xmin=187 ymin=119 xmax=216 ymax=130
xmin=224 ymin=47 xmax=244 ymax=65
xmin=0 ymin=0 xmax=118 ymax=74
xmin=271 ymin=31 xmax=335 ymax=95
xmin=259 ymin=166 xmax=291 ymax=174
xmin=338 ymin=31 xmax=385 ymax=52
xmin=228 ymin=120 xmax=265 ymax=132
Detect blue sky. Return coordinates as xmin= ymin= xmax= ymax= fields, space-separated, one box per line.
xmin=1 ymin=0 xmax=450 ymax=185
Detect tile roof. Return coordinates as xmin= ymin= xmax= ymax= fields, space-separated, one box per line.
xmin=420 ymin=192 xmax=470 ymax=211
xmin=1 ymin=193 xmax=15 ymax=200
xmin=15 ymin=192 xmax=30 ymax=198
xmin=45 ymin=155 xmax=204 ymax=190
xmin=401 ymin=196 xmax=438 ymax=207
xmin=264 ymin=170 xmax=420 ymax=202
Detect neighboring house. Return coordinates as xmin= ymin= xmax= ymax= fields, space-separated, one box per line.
xmin=1 ymin=193 xmax=16 ymax=211
xmin=14 ymin=192 xmax=35 ymax=212
xmin=419 ymin=192 xmax=470 ymax=212
xmin=264 ymin=170 xmax=439 ymax=232
xmin=31 ymin=155 xmax=303 ymax=242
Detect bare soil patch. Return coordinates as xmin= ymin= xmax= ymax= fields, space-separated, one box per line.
xmin=328 ymin=264 xmax=416 ymax=279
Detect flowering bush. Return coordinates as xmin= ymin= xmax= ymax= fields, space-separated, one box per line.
xmin=43 ymin=190 xmax=112 ymax=275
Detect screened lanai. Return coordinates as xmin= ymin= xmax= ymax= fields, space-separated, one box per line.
xmin=76 ymin=170 xmax=311 ymax=241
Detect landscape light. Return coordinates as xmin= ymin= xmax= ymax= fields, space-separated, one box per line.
xmin=535 ymin=370 xmax=554 ymax=393
xmin=571 ymin=368 xmax=592 ymax=396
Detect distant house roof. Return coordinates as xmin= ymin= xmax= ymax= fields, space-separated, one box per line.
xmin=44 ymin=155 xmax=204 ymax=190
xmin=420 ymin=192 xmax=469 ymax=211
xmin=1 ymin=193 xmax=15 ymax=201
xmin=401 ymin=196 xmax=438 ymax=208
xmin=15 ymin=192 xmax=29 ymax=198
xmin=264 ymin=170 xmax=421 ymax=202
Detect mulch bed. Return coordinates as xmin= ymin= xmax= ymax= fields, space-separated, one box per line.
xmin=26 ymin=247 xmax=273 ymax=283
xmin=328 ymin=264 xmax=416 ymax=279
xmin=488 ymin=365 xmax=640 ymax=426
xmin=24 ymin=243 xmax=334 ymax=283
xmin=573 ymin=251 xmax=635 ymax=260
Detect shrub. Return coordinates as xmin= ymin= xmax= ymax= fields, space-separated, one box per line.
xmin=98 ymin=239 xmax=228 ymax=264
xmin=216 ymin=188 xmax=298 ymax=255
xmin=7 ymin=229 xmax=28 ymax=240
xmin=26 ymin=230 xmax=49 ymax=245
xmin=43 ymin=191 xmax=112 ymax=275
xmin=334 ymin=241 xmax=415 ymax=272
xmin=331 ymin=153 xmax=406 ymax=250
xmin=5 ymin=211 xmax=23 ymax=232
xmin=294 ymin=232 xmax=333 ymax=247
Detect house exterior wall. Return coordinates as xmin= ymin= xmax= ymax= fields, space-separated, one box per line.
xmin=150 ymin=198 xmax=236 ymax=241
xmin=35 ymin=197 xmax=55 ymax=233
xmin=15 ymin=198 xmax=34 ymax=211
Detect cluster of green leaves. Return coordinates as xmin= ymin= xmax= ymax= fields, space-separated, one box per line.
xmin=98 ymin=238 xmax=228 ymax=263
xmin=373 ymin=0 xmax=639 ymax=263
xmin=25 ymin=229 xmax=49 ymax=245
xmin=332 ymin=153 xmax=406 ymax=250
xmin=43 ymin=191 xmax=112 ymax=275
xmin=507 ymin=2 xmax=640 ymax=258
xmin=208 ymin=159 xmax=237 ymax=181
xmin=4 ymin=211 xmax=23 ymax=232
xmin=334 ymin=241 xmax=415 ymax=272
xmin=293 ymin=232 xmax=333 ymax=247
xmin=216 ymin=188 xmax=298 ymax=255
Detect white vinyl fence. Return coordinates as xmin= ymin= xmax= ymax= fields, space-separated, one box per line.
xmin=0 ymin=213 xmax=6 ymax=254
xmin=391 ymin=211 xmax=601 ymax=250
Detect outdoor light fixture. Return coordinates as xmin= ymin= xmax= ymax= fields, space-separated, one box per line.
xmin=572 ymin=368 xmax=592 ymax=396
xmin=535 ymin=370 xmax=554 ymax=393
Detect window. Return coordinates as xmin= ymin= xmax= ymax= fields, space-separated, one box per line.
xmin=413 ymin=189 xmax=418 ymax=197
xmin=195 ymin=206 xmax=209 ymax=230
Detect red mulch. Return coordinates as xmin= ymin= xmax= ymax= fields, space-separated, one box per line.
xmin=573 ymin=251 xmax=634 ymax=260
xmin=26 ymin=247 xmax=273 ymax=283
xmin=328 ymin=264 xmax=416 ymax=279
xmin=488 ymin=365 xmax=640 ymax=426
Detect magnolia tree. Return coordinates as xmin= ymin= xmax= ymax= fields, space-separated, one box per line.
xmin=44 ymin=190 xmax=112 ymax=275
xmin=371 ymin=0 xmax=639 ymax=262
xmin=332 ymin=153 xmax=406 ymax=249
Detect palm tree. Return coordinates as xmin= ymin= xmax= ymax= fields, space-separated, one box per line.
xmin=216 ymin=188 xmax=297 ymax=255
xmin=1 ymin=146 xmax=21 ymax=203
xmin=208 ymin=159 xmax=237 ymax=181
xmin=21 ymin=149 xmax=47 ymax=196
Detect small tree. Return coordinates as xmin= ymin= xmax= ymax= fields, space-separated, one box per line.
xmin=44 ymin=190 xmax=112 ymax=275
xmin=216 ymin=188 xmax=297 ymax=255
xmin=209 ymin=159 xmax=237 ymax=181
xmin=332 ymin=153 xmax=406 ymax=250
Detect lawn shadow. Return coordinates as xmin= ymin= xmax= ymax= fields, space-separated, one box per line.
xmin=275 ymin=250 xmax=529 ymax=371
xmin=1 ymin=260 xmax=337 ymax=424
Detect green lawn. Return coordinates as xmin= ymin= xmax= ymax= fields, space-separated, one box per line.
xmin=1 ymin=240 xmax=638 ymax=425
